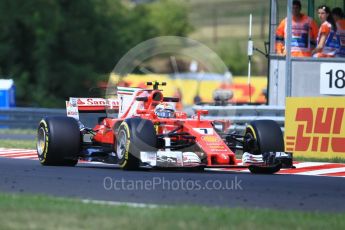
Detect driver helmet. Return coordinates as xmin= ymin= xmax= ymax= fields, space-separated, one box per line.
xmin=154 ymin=102 xmax=175 ymax=118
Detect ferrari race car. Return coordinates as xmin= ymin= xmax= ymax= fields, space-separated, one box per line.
xmin=36 ymin=82 xmax=292 ymax=174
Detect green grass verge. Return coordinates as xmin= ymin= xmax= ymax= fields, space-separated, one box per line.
xmin=0 ymin=139 xmax=36 ymax=149
xmin=0 ymin=129 xmax=36 ymax=149
xmin=0 ymin=128 xmax=36 ymax=135
xmin=0 ymin=193 xmax=344 ymax=230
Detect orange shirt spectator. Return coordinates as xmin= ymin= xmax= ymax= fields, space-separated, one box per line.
xmin=275 ymin=0 xmax=318 ymax=57
xmin=312 ymin=5 xmax=339 ymax=58
xmin=332 ymin=7 xmax=345 ymax=57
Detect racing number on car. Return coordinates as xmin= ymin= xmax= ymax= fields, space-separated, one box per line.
xmin=193 ymin=128 xmax=214 ymax=135
xmin=320 ymin=63 xmax=345 ymax=95
xmin=200 ymin=128 xmax=208 ymax=134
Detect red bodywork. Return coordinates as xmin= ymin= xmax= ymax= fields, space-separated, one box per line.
xmin=78 ymin=88 xmax=237 ymax=167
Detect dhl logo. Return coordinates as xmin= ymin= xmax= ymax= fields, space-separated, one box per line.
xmin=286 ymin=107 xmax=345 ymax=153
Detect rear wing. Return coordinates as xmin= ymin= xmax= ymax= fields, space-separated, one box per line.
xmin=66 ymin=97 xmax=119 ymax=120
xmin=65 ymin=86 xmax=149 ymax=120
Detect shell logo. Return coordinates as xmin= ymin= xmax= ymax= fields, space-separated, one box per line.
xmin=201 ymin=136 xmax=221 ymax=143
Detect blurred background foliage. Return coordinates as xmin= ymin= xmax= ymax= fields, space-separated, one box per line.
xmin=0 ymin=0 xmax=268 ymax=107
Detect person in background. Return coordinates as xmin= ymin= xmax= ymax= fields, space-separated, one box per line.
xmin=332 ymin=7 xmax=345 ymax=57
xmin=312 ymin=5 xmax=339 ymax=58
xmin=275 ymin=0 xmax=318 ymax=57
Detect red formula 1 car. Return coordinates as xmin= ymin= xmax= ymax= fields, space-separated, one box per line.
xmin=36 ymin=82 xmax=292 ymax=174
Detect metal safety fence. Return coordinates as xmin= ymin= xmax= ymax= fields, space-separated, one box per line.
xmin=0 ymin=108 xmax=66 ymax=129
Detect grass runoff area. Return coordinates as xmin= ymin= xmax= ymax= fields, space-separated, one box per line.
xmin=0 ymin=129 xmax=36 ymax=135
xmin=0 ymin=128 xmax=36 ymax=149
xmin=0 ymin=139 xmax=36 ymax=149
xmin=0 ymin=193 xmax=344 ymax=230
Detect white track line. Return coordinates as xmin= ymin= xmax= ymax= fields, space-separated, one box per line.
xmin=81 ymin=199 xmax=159 ymax=208
xmin=291 ymin=162 xmax=332 ymax=168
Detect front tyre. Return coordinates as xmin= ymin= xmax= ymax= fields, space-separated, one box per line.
xmin=243 ymin=120 xmax=284 ymax=155
xmin=116 ymin=118 xmax=157 ymax=170
xmin=37 ymin=117 xmax=81 ymax=166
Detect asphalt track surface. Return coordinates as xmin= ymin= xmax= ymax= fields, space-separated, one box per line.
xmin=1 ymin=157 xmax=345 ymax=212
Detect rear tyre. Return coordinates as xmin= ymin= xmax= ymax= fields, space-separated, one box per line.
xmin=243 ymin=120 xmax=284 ymax=155
xmin=37 ymin=117 xmax=81 ymax=166
xmin=116 ymin=118 xmax=157 ymax=170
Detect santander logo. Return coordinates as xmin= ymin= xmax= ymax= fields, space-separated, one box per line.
xmin=77 ymin=99 xmax=86 ymax=105
xmin=74 ymin=98 xmax=119 ymax=107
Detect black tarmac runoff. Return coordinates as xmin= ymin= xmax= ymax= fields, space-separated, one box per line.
xmin=1 ymin=157 xmax=345 ymax=212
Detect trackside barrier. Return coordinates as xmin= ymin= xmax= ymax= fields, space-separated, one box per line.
xmin=0 ymin=108 xmax=66 ymax=129
xmin=0 ymin=108 xmax=102 ymax=129
xmin=192 ymin=105 xmax=285 ymax=133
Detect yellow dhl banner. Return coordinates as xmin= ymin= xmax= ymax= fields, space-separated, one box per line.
xmin=109 ymin=73 xmax=267 ymax=105
xmin=285 ymin=97 xmax=345 ymax=159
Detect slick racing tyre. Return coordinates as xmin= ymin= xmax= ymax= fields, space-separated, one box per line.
xmin=37 ymin=117 xmax=81 ymax=166
xmin=243 ymin=120 xmax=284 ymax=155
xmin=116 ymin=118 xmax=157 ymax=170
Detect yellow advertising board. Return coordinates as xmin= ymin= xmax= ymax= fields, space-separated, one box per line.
xmin=109 ymin=73 xmax=267 ymax=105
xmin=285 ymin=97 xmax=345 ymax=159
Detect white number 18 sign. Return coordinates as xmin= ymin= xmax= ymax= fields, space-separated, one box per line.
xmin=320 ymin=63 xmax=345 ymax=95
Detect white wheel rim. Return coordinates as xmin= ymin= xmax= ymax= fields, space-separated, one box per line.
xmin=37 ymin=127 xmax=46 ymax=156
xmin=116 ymin=129 xmax=127 ymax=160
